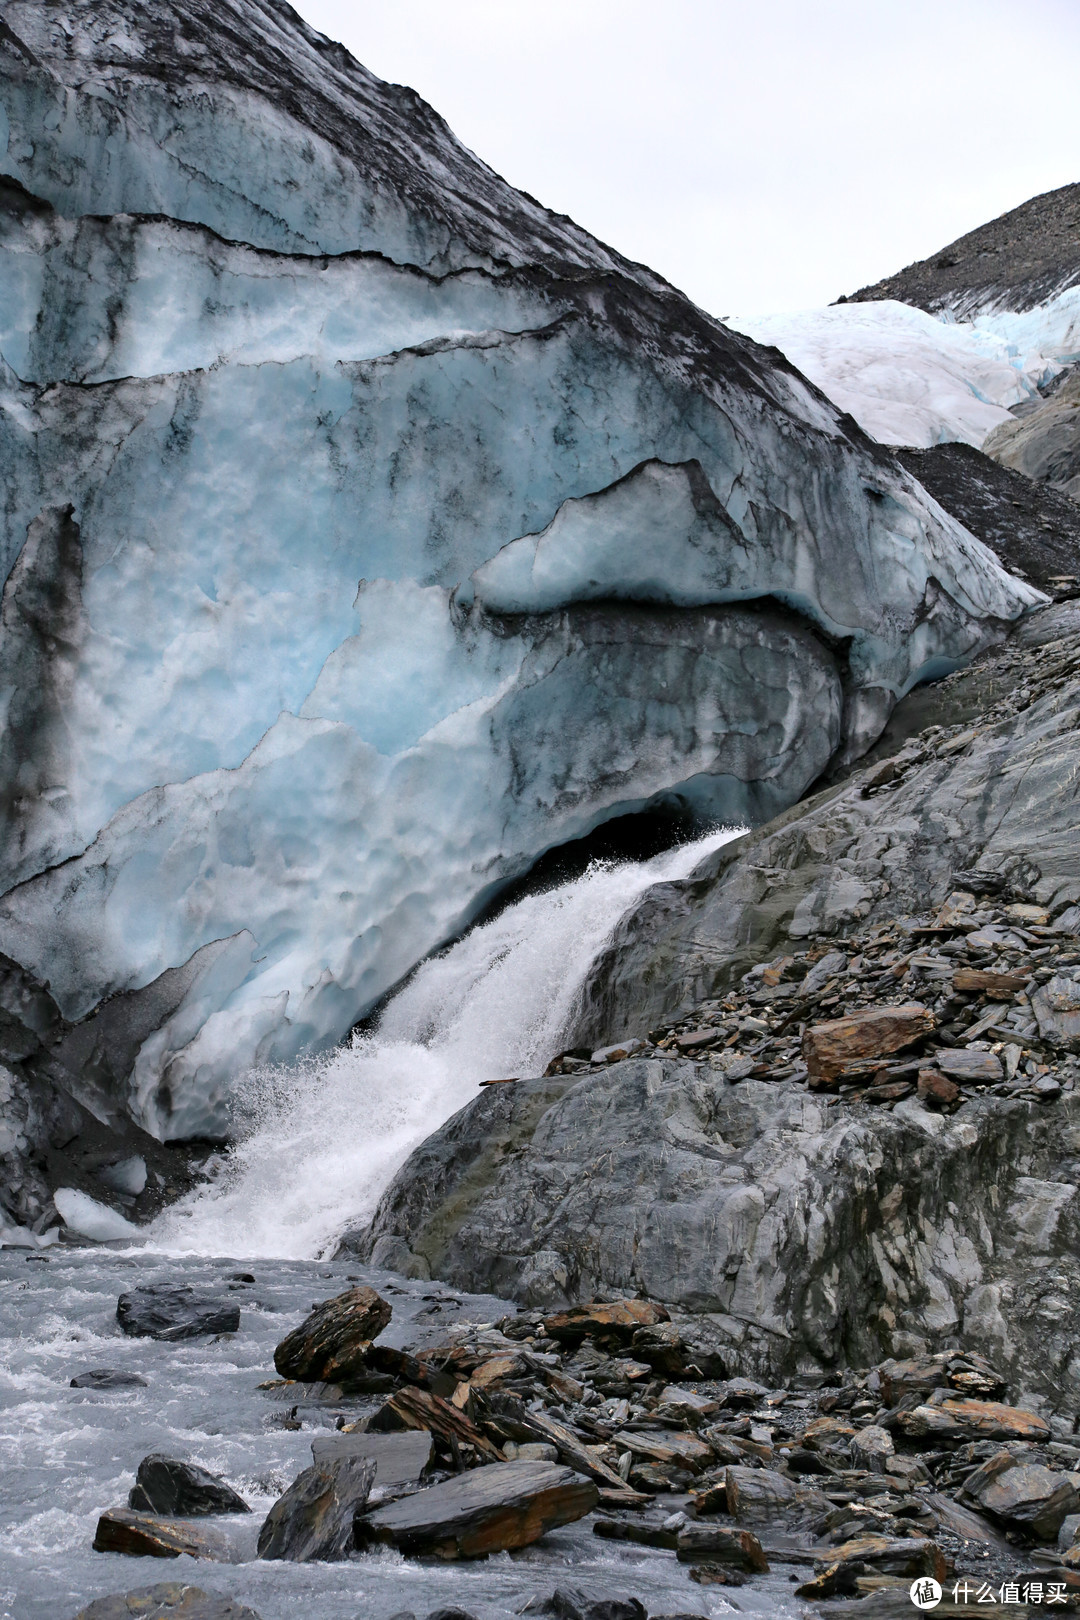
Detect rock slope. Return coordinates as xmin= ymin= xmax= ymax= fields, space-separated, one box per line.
xmin=0 ymin=0 xmax=1037 ymax=1148
xmin=842 ymin=183 xmax=1080 ymax=320
xmin=348 ymin=603 xmax=1080 ymax=1412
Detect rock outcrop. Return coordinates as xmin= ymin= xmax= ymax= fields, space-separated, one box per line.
xmin=841 ymin=182 xmax=1080 ymax=319
xmin=984 ymin=366 xmax=1080 ymax=502
xmin=345 ymin=603 xmax=1080 ymax=1417
xmin=0 ymin=0 xmax=1037 ymax=1154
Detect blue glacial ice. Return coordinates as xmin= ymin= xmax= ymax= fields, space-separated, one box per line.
xmin=0 ymin=1 xmax=1045 ymax=1140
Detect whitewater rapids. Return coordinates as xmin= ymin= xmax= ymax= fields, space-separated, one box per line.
xmin=151 ymin=829 xmax=740 ymax=1260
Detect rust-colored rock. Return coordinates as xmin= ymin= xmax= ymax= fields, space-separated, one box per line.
xmin=802 ymin=1004 xmax=935 ymax=1086
xmin=895 ymin=1398 xmax=1050 ymax=1442
xmin=877 ymin=1351 xmax=1006 ymax=1406
xmin=273 ymin=1286 xmax=391 ymax=1383
xmin=918 ymin=1068 xmax=961 ymax=1107
xmin=92 ymin=1510 xmax=234 ymax=1561
xmin=353 ymin=1459 xmax=598 ymax=1558
xmin=613 ymin=1427 xmax=715 ymax=1474
xmin=800 ymin=1414 xmax=856 ymax=1449
xmin=541 ymin=1299 xmax=670 ymax=1346
xmin=676 ymin=1524 xmax=769 ymax=1570
xmin=953 ymin=968 xmax=1029 ymax=995
xmin=814 ymin=1533 xmax=948 ymax=1581
xmin=368 ymin=1385 xmax=503 ymax=1462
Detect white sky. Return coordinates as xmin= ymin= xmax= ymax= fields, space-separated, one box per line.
xmin=294 ymin=0 xmax=1080 ymax=319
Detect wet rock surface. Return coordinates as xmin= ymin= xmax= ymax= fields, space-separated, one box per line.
xmin=128 ymin=1455 xmax=250 ymax=1517
xmin=73 ymin=1586 xmax=262 ymax=1620
xmin=117 ymin=1287 xmax=241 ymax=1342
xmin=256 ymin=1454 xmax=375 ymax=1562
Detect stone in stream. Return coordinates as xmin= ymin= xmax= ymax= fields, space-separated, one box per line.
xmin=802 ymin=1004 xmax=936 ymax=1086
xmin=368 ymin=1385 xmax=503 ymax=1462
xmin=273 ymin=1284 xmax=391 ymax=1382
xmin=116 ymin=1287 xmax=240 ymax=1342
xmin=810 ymin=1533 xmax=948 ymax=1581
xmin=353 ymin=1459 xmax=599 ymax=1558
xmin=675 ymin=1524 xmax=769 ymax=1570
xmin=70 ymin=1368 xmax=148 ymax=1389
xmin=543 ymin=1593 xmax=646 ymax=1620
xmin=73 ymin=1585 xmax=262 ymax=1620
xmin=257 ymin=1454 xmax=376 ymax=1561
xmin=91 ymin=1510 xmax=236 ymax=1561
xmin=309 ymin=1429 xmax=434 ymax=1485
xmin=128 ymin=1455 xmax=250 ymax=1516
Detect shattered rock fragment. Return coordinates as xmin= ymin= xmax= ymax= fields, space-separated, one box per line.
xmin=257 ymin=1455 xmax=376 ymax=1561
xmin=803 ymin=1005 xmax=935 ymax=1086
xmin=353 ymin=1460 xmax=598 ymax=1558
xmin=273 ymin=1285 xmax=391 ymax=1382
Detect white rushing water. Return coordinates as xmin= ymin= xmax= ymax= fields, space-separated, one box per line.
xmin=151 ymin=830 xmax=740 ymax=1261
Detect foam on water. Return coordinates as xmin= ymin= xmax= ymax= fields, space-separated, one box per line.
xmin=151 ymin=829 xmax=740 ymax=1261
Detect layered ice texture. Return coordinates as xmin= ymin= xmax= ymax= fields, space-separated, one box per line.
xmin=731 ymin=287 xmax=1080 ymax=450
xmin=0 ymin=1 xmax=1041 ymax=1138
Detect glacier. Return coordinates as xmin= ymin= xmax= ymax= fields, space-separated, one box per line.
xmin=0 ymin=1 xmax=1043 ymax=1143
xmin=728 ymin=297 xmax=1077 ymax=450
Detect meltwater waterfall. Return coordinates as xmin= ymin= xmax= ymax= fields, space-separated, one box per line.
xmin=151 ymin=830 xmax=740 ymax=1261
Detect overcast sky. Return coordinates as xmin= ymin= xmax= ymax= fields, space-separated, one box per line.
xmin=294 ymin=0 xmax=1080 ymax=318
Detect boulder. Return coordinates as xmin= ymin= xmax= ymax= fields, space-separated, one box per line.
xmin=877 ymin=1351 xmax=1006 ymax=1405
xmin=257 ymin=1455 xmax=376 ymax=1562
xmin=1033 ymin=976 xmax=1080 ymax=1050
xmin=92 ymin=1511 xmax=235 ymax=1561
xmin=953 ymin=969 xmax=1028 ymax=995
xmin=895 ymin=1398 xmax=1050 ymax=1443
xmin=71 ymin=1369 xmax=148 ymax=1390
xmin=128 ymin=1456 xmax=249 ymax=1517
xmin=353 ymin=1460 xmax=599 ymax=1558
xmin=273 ymin=1286 xmax=391 ymax=1382
xmin=802 ymin=1005 xmax=935 ymax=1086
xmin=675 ymin=1524 xmax=768 ymax=1570
xmin=850 ymin=1425 xmax=894 ymax=1473
xmin=541 ymin=1300 xmax=669 ymax=1346
xmin=963 ymin=1451 xmax=1080 ymax=1540
xmin=724 ymin=1465 xmax=829 ymax=1523
xmin=592 ymin=1518 xmax=679 ymax=1550
xmin=934 ymin=1049 xmax=1004 ymax=1085
xmin=116 ymin=1288 xmax=239 ymax=1342
xmin=73 ymin=1585 xmax=262 ymax=1620
xmin=813 ymin=1534 xmax=948 ymax=1580
xmin=612 ymin=1429 xmax=714 ymax=1474
xmin=368 ymin=1386 xmax=503 ymax=1463
xmin=309 ymin=1430 xmax=434 ymax=1485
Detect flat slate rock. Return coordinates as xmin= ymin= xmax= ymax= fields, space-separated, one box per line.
xmin=309 ymin=1429 xmax=434 ymax=1484
xmin=541 ymin=1300 xmax=669 ymax=1346
xmin=257 ymin=1454 xmax=376 ymax=1562
xmin=92 ymin=1511 xmax=237 ymax=1562
xmin=273 ymin=1285 xmax=391 ymax=1382
xmin=116 ymin=1288 xmax=240 ymax=1342
xmin=354 ymin=1460 xmax=599 ymax=1559
xmin=128 ymin=1456 xmax=250 ymax=1517
xmin=71 ymin=1369 xmax=148 ymax=1390
xmin=73 ymin=1584 xmax=261 ymax=1620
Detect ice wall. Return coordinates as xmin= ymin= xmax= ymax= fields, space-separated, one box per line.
xmin=0 ymin=2 xmax=1041 ymax=1138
